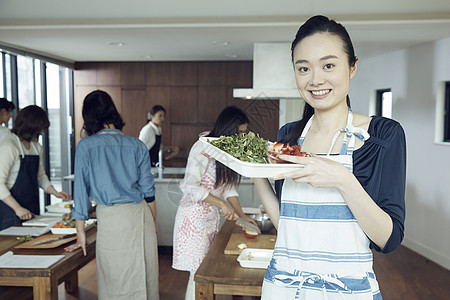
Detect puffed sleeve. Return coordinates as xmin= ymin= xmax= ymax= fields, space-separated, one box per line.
xmin=222 ymin=184 xmax=238 ymax=200
xmin=179 ymin=140 xmax=211 ymax=202
xmin=372 ymin=122 xmax=406 ymax=253
xmin=72 ymin=141 xmax=92 ymax=220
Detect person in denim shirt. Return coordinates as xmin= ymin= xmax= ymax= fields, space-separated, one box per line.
xmin=65 ymin=90 xmax=159 ymax=300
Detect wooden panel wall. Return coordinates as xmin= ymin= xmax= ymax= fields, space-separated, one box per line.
xmin=73 ymin=61 xmax=279 ymax=167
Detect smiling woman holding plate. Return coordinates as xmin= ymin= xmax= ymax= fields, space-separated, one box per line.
xmin=253 ymin=15 xmax=406 ymax=299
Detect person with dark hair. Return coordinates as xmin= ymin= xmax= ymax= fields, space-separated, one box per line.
xmin=0 ymin=105 xmax=71 ymax=230
xmin=0 ymin=97 xmax=15 ymax=144
xmin=139 ymin=105 xmax=179 ymax=168
xmin=172 ymin=106 xmax=257 ymax=300
xmin=253 ymin=16 xmax=406 ymax=299
xmin=64 ymin=90 xmax=159 ymax=299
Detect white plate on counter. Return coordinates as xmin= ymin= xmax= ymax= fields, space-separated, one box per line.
xmin=237 ymin=248 xmax=273 ymax=269
xmin=45 ymin=201 xmax=73 ymax=214
xmin=22 ymin=215 xmax=61 ymax=227
xmin=200 ymin=137 xmax=303 ymax=178
xmin=49 ymin=219 xmax=96 ymax=235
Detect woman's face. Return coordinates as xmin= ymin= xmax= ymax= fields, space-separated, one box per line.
xmin=151 ymin=110 xmax=166 ymax=127
xmin=292 ymin=32 xmax=357 ymax=112
xmin=0 ymin=108 xmax=12 ymax=124
xmin=238 ymin=123 xmax=248 ymax=137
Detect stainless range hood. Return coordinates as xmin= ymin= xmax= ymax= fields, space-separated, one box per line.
xmin=233 ymin=43 xmax=301 ymax=99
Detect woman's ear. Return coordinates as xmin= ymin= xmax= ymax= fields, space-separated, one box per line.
xmin=350 ymin=56 xmax=358 ymax=79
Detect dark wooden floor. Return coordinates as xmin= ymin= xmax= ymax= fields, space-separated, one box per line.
xmin=56 ymin=245 xmax=450 ymax=300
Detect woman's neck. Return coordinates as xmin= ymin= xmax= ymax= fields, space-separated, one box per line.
xmin=103 ymin=124 xmax=116 ymax=129
xmin=21 ymin=139 xmax=31 ymax=150
xmin=311 ymin=104 xmax=349 ymax=134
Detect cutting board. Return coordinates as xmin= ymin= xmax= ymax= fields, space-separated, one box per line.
xmin=14 ymin=234 xmax=77 ymax=249
xmin=224 ymin=233 xmax=276 ymax=255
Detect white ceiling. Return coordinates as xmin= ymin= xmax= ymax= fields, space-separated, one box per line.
xmin=1 ymin=0 xmax=450 ymax=64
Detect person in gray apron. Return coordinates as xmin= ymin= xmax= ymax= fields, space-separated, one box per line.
xmin=65 ymin=90 xmax=159 ymax=300
xmin=0 ymin=105 xmax=71 ymax=230
xmin=253 ymin=16 xmax=406 ymax=299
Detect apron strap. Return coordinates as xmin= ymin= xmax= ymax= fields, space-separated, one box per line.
xmin=326 ymin=108 xmax=370 ymax=156
xmin=15 ymin=136 xmax=25 ymax=158
xmin=297 ymin=108 xmax=370 ymax=159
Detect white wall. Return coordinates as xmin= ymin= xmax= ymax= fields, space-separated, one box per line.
xmin=349 ymin=37 xmax=450 ymax=269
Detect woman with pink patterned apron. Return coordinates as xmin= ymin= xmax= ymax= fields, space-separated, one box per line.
xmin=172 ymin=106 xmax=257 ymax=300
xmin=253 ymin=16 xmax=406 ymax=299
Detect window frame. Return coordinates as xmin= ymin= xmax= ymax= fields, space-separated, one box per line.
xmin=444 ymin=82 xmax=450 ymax=142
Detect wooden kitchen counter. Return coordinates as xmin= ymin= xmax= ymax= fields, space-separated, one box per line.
xmin=0 ymin=226 xmax=96 ymax=300
xmin=194 ymin=220 xmax=276 ymax=300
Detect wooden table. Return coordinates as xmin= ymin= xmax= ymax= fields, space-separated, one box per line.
xmin=0 ymin=226 xmax=96 ymax=300
xmin=194 ymin=221 xmax=276 ymax=300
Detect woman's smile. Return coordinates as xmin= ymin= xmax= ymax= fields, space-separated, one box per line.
xmin=310 ymin=89 xmax=331 ymax=97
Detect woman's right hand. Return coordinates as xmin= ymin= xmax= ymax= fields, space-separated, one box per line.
xmin=14 ymin=207 xmax=33 ymax=220
xmin=219 ymin=201 xmax=238 ymax=221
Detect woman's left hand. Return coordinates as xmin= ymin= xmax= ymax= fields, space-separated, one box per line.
xmin=273 ymin=154 xmax=351 ymax=189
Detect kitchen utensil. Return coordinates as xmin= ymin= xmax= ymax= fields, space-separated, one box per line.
xmin=235 ymin=218 xmax=261 ymax=234
xmin=32 ymin=233 xmax=76 ymax=246
xmin=237 ymin=248 xmax=273 ymax=269
xmin=15 ymin=234 xmax=78 ymax=249
xmin=249 ymin=213 xmax=274 ymax=233
xmin=224 ymin=233 xmax=276 ymax=254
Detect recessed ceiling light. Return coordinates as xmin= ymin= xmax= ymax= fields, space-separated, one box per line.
xmin=141 ymin=55 xmax=152 ymax=59
xmin=108 ymin=42 xmax=125 ymax=46
xmin=213 ymin=41 xmax=230 ymax=46
xmin=225 ymin=54 xmax=238 ymax=58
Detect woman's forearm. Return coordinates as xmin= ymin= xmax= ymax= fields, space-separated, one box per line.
xmin=252 ymin=178 xmax=280 ymax=229
xmin=339 ymin=175 xmax=393 ymax=250
xmin=227 ymin=196 xmax=246 ymax=218
xmin=1 ymin=194 xmax=22 ymax=212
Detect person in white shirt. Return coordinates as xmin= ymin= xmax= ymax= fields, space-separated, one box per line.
xmin=138 ymin=105 xmax=179 ymax=167
xmin=0 ymin=105 xmax=71 ymax=230
xmin=0 ymin=97 xmax=15 ymax=145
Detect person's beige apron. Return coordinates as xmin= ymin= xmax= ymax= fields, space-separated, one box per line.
xmin=96 ymin=200 xmax=159 ymax=300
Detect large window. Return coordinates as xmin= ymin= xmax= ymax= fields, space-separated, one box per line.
xmin=375 ymin=89 xmax=392 ymax=118
xmin=1 ymin=49 xmax=74 ymax=212
xmin=444 ymin=82 xmax=450 ymax=142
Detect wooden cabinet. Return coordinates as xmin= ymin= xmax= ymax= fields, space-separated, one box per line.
xmin=226 ymin=61 xmax=253 ymax=86
xmin=146 ymin=63 xmax=170 ymax=86
xmin=120 ymin=89 xmax=147 ymax=137
xmin=198 ymin=86 xmax=229 ymax=124
xmin=170 ymin=62 xmax=198 ymax=86
xmin=121 ymin=62 xmax=146 ymax=87
xmin=73 ymin=61 xmax=278 ymax=165
xmin=198 ymin=62 xmax=227 ymax=86
xmin=169 ymin=87 xmax=198 ymax=124
xmin=97 ymin=63 xmax=121 ymax=86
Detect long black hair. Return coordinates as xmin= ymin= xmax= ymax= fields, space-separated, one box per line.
xmin=82 ymin=90 xmax=125 ymax=136
xmin=206 ymin=106 xmax=249 ymax=188
xmin=12 ymin=105 xmax=49 ymax=142
xmin=281 ymin=15 xmax=356 ymax=145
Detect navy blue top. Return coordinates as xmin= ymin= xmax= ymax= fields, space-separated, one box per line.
xmin=72 ymin=129 xmax=155 ymax=220
xmin=275 ymin=116 xmax=406 ymax=254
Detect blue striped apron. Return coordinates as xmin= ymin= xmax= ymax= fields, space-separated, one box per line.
xmin=262 ymin=109 xmax=381 ymax=300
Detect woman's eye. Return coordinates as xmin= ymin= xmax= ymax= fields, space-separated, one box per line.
xmin=324 ymin=64 xmax=334 ymax=70
xmin=298 ymin=67 xmax=309 ymax=73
